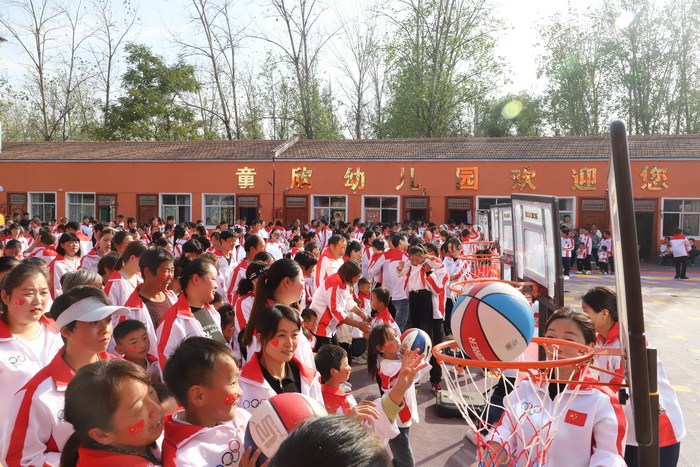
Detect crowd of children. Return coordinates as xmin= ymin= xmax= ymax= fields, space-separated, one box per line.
xmin=0 ymin=214 xmax=490 ymax=466
xmin=560 ymin=223 xmax=615 ymax=279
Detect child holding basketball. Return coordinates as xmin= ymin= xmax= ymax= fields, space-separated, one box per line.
xmin=582 ymin=286 xmax=685 ymax=466
xmin=367 ymin=325 xmax=431 ymax=467
xmin=370 ymin=287 xmax=401 ymax=337
xmin=162 ymin=337 xmax=263 ymax=466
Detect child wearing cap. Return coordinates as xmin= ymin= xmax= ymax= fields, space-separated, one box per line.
xmin=113 ymin=319 xmax=161 ymax=383
xmin=2 ymin=286 xmax=128 ymax=467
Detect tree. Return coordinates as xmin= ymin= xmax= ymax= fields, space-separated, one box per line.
xmin=98 ymin=44 xmax=205 ymax=140
xmin=475 ymin=93 xmax=545 ymax=137
xmin=383 ymin=0 xmax=505 ymax=138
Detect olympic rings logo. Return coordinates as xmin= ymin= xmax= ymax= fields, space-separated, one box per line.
xmin=8 ymin=355 xmax=27 ymax=366
xmin=217 ymin=439 xmax=241 ymax=466
xmin=521 ymin=402 xmax=542 ymax=416
xmin=57 ymin=409 xmax=65 ymax=421
xmin=241 ymin=398 xmax=267 ymax=409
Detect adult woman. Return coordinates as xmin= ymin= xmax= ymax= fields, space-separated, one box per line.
xmin=79 ymin=227 xmax=115 ymax=273
xmin=474 ymin=307 xmax=627 ymax=467
xmin=61 ymin=360 xmax=163 ymax=466
xmin=156 ymin=256 xmax=224 ymax=372
xmin=48 ymin=233 xmax=82 ymax=299
xmin=238 ymin=304 xmax=322 ymax=411
xmin=582 ymin=286 xmax=685 ymax=467
xmin=105 ymin=241 xmax=147 ymax=307
xmin=310 ymin=260 xmax=371 ymax=349
xmin=0 ymin=263 xmax=63 ymax=448
xmin=232 ymin=262 xmax=268 ymax=360
xmin=2 ymin=286 xmax=128 ymax=467
xmin=240 ymin=258 xmax=314 ymax=367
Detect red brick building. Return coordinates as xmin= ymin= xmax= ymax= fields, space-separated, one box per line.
xmin=1 ymin=135 xmax=698 ymax=259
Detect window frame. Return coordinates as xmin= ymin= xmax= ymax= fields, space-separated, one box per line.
xmin=160 ymin=193 xmax=192 ymax=224
xmin=65 ymin=192 xmax=96 ymax=222
xmin=557 ymin=196 xmax=576 ymax=228
xmin=311 ymin=194 xmax=348 ymax=223
xmin=362 ymin=195 xmax=400 ymax=225
xmin=28 ymin=191 xmax=57 ymax=221
xmin=661 ymin=197 xmax=700 ymax=238
xmin=202 ymin=193 xmax=236 ymax=229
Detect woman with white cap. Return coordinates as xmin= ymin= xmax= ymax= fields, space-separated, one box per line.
xmin=2 ymin=286 xmax=128 ymax=467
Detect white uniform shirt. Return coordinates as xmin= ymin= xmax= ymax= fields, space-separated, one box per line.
xmin=486 ymin=374 xmax=627 ymax=467
xmin=368 ymin=248 xmax=409 ymax=301
xmin=214 ymin=250 xmax=237 ymax=304
xmin=313 ymin=250 xmax=344 ymax=292
xmin=105 ymin=270 xmax=143 ymax=307
xmin=0 ymin=317 xmax=63 ymax=449
xmin=162 ymin=408 xmax=251 ymax=467
xmin=78 ymin=248 xmax=101 ymax=272
xmin=378 ymin=357 xmax=431 ymax=427
xmin=310 ymin=274 xmax=356 ymax=338
xmin=47 ymin=255 xmax=80 ymax=299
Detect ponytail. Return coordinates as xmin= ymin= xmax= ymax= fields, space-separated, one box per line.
xmin=114 ymin=240 xmax=147 ymax=271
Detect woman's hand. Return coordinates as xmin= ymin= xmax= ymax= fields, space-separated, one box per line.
xmin=240 ymin=446 xmax=269 ymax=467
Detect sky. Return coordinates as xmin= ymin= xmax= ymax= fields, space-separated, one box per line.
xmin=0 ymin=0 xmax=609 ymax=103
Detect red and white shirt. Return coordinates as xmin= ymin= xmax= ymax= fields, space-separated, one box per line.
xmin=2 ymin=348 xmax=116 ymax=467
xmin=371 ymin=309 xmax=401 ymax=337
xmin=74 ymin=445 xmax=161 ymax=467
xmin=316 ymin=227 xmax=333 ymax=251
xmin=398 ymin=258 xmax=448 ymax=319
xmin=47 ymin=255 xmax=80 ymax=299
xmin=561 ymin=236 xmax=575 ymax=258
xmin=310 ymin=274 xmax=356 ymax=338
xmin=313 ymin=250 xmax=344 ymax=293
xmin=105 ymin=270 xmax=143 ymax=307
xmin=214 ymin=250 xmax=237 ymax=304
xmin=227 ymin=259 xmax=250 ymax=305
xmin=73 ymin=231 xmax=92 ymax=257
xmin=162 ymin=408 xmax=251 ymax=467
xmin=78 ymin=248 xmax=101 ymax=272
xmin=378 ymin=357 xmax=430 ymax=428
xmin=368 ymin=248 xmax=409 ymax=301
xmin=24 ymin=245 xmax=59 ymax=266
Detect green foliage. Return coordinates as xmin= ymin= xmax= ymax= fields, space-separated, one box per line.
xmin=475 ymin=93 xmax=545 ymax=137
xmin=97 ymin=44 xmax=204 ymax=140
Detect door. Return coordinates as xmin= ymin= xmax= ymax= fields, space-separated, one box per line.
xmin=636 ymin=212 xmax=654 ymax=262
xmin=137 ymin=194 xmax=158 ymax=223
xmin=404 ymin=196 xmax=428 ymax=222
xmin=446 ymin=197 xmax=473 ymax=224
xmin=284 ymin=195 xmax=308 ymax=228
xmin=578 ymin=198 xmax=609 ymax=231
xmin=238 ymin=195 xmax=259 ymax=222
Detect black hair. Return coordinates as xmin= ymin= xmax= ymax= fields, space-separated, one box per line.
xmin=66 ymin=221 xmax=80 ymax=231
xmin=581 ymin=286 xmax=619 ymax=322
xmin=253 ymin=251 xmax=274 ymax=263
xmin=217 ymin=304 xmax=235 ymax=328
xmin=244 ymin=234 xmax=263 ymax=254
xmin=50 ymin=286 xmax=111 ymax=336
xmin=163 ymin=337 xmax=238 ymax=409
xmin=97 ymin=252 xmax=120 ymax=277
xmin=371 ymin=238 xmax=385 ymax=251
xmin=139 ymin=246 xmax=174 ymax=277
xmin=179 ymin=256 xmax=217 ymax=292
xmin=39 ymin=230 xmax=55 ymax=245
xmin=545 ymin=307 xmax=597 ymax=346
xmin=390 ymin=232 xmax=407 ymax=248
xmin=407 ymin=245 xmax=426 ymax=257
xmin=113 ymin=319 xmax=147 ymax=344
xmin=304 ymin=241 xmax=319 ymax=253
xmin=236 ymin=261 xmax=269 ymax=296
xmin=358 ymin=277 xmax=370 ymax=287
xmin=269 ymin=415 xmax=390 ymax=467
xmin=219 ymin=230 xmax=235 ymax=242
xmin=0 ymin=256 xmax=21 ymax=278
xmin=211 ymin=291 xmax=223 ymax=305
xmin=1 ymin=261 xmax=48 ymax=317
xmin=152 ymin=381 xmax=175 ymax=403
xmin=328 ymin=234 xmax=345 ymax=247
xmin=345 ymin=240 xmax=362 ymax=257
xmin=294 ymin=250 xmax=317 ymax=271
xmin=301 ymin=308 xmax=316 ymax=323
xmin=367 ymin=325 xmax=393 ymax=380
xmin=337 ymin=260 xmax=361 ymax=285
xmin=242 ymin=259 xmax=302 ymax=348
xmin=362 ymin=230 xmax=376 ymax=245
xmin=255 ymin=304 xmax=301 ymax=348
xmin=5 ymin=239 xmax=21 ymax=250
xmin=115 ymin=240 xmax=148 ymax=271
xmin=315 ymin=344 xmax=347 ymax=383
xmin=112 ymin=230 xmax=133 ymax=249
xmin=56 ymin=232 xmax=81 ymax=257
xmin=182 ymin=239 xmax=203 ymax=256
xmin=371 ymin=287 xmax=390 ymax=306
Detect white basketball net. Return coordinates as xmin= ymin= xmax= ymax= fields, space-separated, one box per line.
xmin=439 ymin=343 xmax=593 ymax=467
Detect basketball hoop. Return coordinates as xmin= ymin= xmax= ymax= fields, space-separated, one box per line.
xmin=433 ymin=338 xmax=596 ymax=467
xmin=462 ymin=240 xmax=495 ymax=255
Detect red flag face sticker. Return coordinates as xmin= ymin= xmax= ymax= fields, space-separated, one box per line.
xmin=224 ymin=393 xmax=238 ymax=405
xmin=128 ymin=345 xmax=137 ymax=352
xmin=128 ymin=419 xmax=145 ymax=435
xmin=565 ymin=409 xmax=587 ymax=427
xmin=159 ymin=274 xmax=168 ymax=279
xmin=15 ymin=299 xmax=26 ymax=306
xmin=270 ymin=339 xmax=279 ymax=347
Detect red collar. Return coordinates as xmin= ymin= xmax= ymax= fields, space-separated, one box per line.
xmin=240 ymin=352 xmax=316 ymax=386
xmin=76 ymin=446 xmax=156 ymax=466
xmin=174 ymin=293 xmax=195 ymax=318
xmin=124 ymin=284 xmax=145 ymax=308
xmin=598 ymin=321 xmax=620 ymax=345
xmin=671 ymin=233 xmax=686 ymax=240
xmin=163 ymin=410 xmax=205 ymax=447
xmin=0 ymin=314 xmax=57 ymax=339
xmin=375 ymin=309 xmax=393 ymax=323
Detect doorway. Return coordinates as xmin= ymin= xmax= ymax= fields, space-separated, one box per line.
xmin=137 ymin=194 xmax=158 ymax=224
xmin=635 ymin=212 xmax=654 ymax=262
xmin=404 ymin=197 xmax=428 ymax=222
xmin=284 ymin=196 xmax=308 ymax=228
xmin=238 ymin=195 xmax=259 ymax=223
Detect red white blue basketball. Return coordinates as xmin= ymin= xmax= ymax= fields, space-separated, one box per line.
xmin=451 ymin=281 xmax=534 ymax=362
xmin=244 ymin=392 xmax=327 ymax=465
xmin=400 ymin=328 xmax=432 ymax=362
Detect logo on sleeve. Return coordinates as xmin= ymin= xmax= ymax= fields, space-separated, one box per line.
xmin=565 ymin=409 xmax=587 ymax=427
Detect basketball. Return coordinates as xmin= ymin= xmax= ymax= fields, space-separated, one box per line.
xmin=401 ymin=328 xmax=432 ymax=362
xmin=244 ymin=392 xmax=327 ymax=464
xmin=451 ymin=281 xmax=534 ymax=361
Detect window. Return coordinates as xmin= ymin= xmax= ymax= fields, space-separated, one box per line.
xmin=67 ymin=193 xmax=95 ymax=221
xmin=663 ymin=199 xmax=700 ymax=237
xmin=363 ymin=196 xmax=398 ymax=224
xmin=161 ymin=194 xmax=191 ymax=224
xmin=203 ymin=194 xmax=235 ymax=228
xmin=477 ymin=197 xmax=510 ymax=210
xmin=97 ymin=194 xmax=117 ymax=222
xmin=312 ymin=196 xmax=347 ymax=223
xmin=29 ymin=192 xmax=56 ymax=221
xmin=558 ymin=197 xmax=575 ymax=227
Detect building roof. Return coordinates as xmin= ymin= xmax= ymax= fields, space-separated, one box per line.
xmin=2 ymin=135 xmax=700 ymax=161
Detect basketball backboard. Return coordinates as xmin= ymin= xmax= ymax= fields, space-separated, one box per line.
xmin=608 ymin=120 xmax=653 ymax=448
xmin=510 ymin=194 xmax=564 ymax=315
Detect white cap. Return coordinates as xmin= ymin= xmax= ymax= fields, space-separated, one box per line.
xmin=55 ymin=296 xmax=130 ymax=330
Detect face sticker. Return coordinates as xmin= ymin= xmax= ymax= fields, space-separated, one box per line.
xmin=128 ymin=345 xmax=137 ymax=352
xmin=14 ymin=299 xmax=26 ymax=306
xmin=127 ymin=419 xmax=144 ymax=435
xmin=224 ymin=393 xmax=238 ymax=405
xmin=270 ymin=339 xmax=279 ymax=347
xmin=159 ymin=274 xmax=168 ymax=279
xmin=386 ymin=342 xmax=396 ymax=351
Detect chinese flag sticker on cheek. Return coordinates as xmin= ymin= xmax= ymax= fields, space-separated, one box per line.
xmin=270 ymin=339 xmax=279 ymax=347
xmin=564 ymin=409 xmax=587 ymax=427
xmin=224 ymin=393 xmax=238 ymax=405
xmin=159 ymin=274 xmax=168 ymax=279
xmin=15 ymin=299 xmax=26 ymax=306
xmin=128 ymin=419 xmax=145 ymax=435
xmin=128 ymin=345 xmax=137 ymax=352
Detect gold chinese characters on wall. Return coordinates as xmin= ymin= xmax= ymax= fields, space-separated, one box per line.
xmin=290 ymin=166 xmax=313 ymax=189
xmin=640 ymin=166 xmax=669 ymax=191
xmin=456 ymin=167 xmax=479 ymax=190
xmin=571 ymin=167 xmax=597 ymax=191
xmin=511 ymin=167 xmax=537 ymax=191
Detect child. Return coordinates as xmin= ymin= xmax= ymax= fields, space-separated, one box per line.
xmin=367 ymin=325 xmax=430 ymax=467
xmin=105 ymin=241 xmax=147 ymax=307
xmin=113 ymin=319 xmax=160 ymax=383
xmin=47 ymin=232 xmax=82 ymax=299
xmin=575 ymin=242 xmax=587 ymax=274
xmin=598 ymin=246 xmax=610 ymax=274
xmin=371 ymin=287 xmax=401 ymax=337
xmin=561 ymin=228 xmax=574 ymax=279
xmin=162 ymin=337 xmax=262 ymax=466
xmin=294 ymin=250 xmax=317 ymax=308
xmin=315 ymin=344 xmax=427 ymax=444
xmin=60 ymin=360 xmax=164 ymax=467
xmin=217 ymin=303 xmax=235 ymax=347
xmin=301 ymin=308 xmax=318 ymax=350
xmin=352 ymin=278 xmax=372 ymax=364
xmin=3 ymin=239 xmax=23 ymax=259
xmin=210 ymin=291 xmax=225 ymax=311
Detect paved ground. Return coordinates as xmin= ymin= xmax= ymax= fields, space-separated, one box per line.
xmin=347 ymin=262 xmax=700 ymax=466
